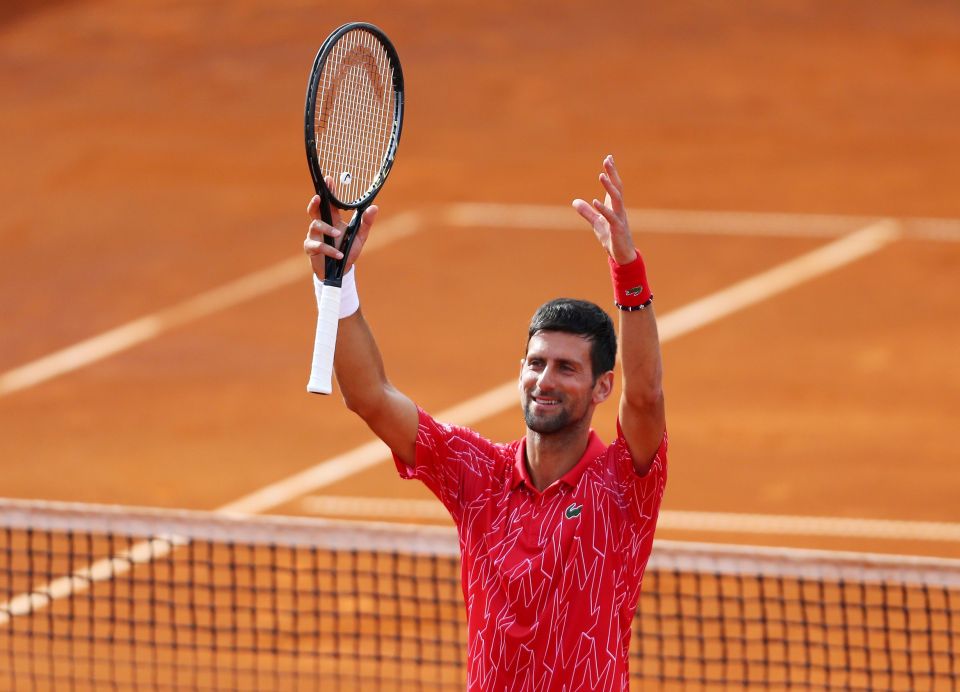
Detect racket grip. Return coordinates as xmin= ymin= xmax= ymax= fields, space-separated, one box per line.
xmin=307 ymin=283 xmax=342 ymax=395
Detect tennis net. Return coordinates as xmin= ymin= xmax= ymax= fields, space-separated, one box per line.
xmin=1 ymin=497 xmax=957 ymax=690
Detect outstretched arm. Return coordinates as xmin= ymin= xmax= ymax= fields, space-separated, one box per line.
xmin=572 ymin=156 xmax=666 ymax=473
xmin=304 ymin=187 xmax=418 ymax=465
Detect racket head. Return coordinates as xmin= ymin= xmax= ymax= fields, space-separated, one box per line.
xmin=304 ymin=22 xmax=404 ymax=211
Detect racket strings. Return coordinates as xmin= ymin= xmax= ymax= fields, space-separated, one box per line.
xmin=313 ymin=29 xmax=397 ymax=206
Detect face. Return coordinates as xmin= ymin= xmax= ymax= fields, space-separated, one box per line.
xmin=520 ymin=331 xmax=612 ymax=435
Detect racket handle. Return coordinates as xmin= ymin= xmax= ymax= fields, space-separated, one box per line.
xmin=307 ymin=283 xmax=342 ymax=395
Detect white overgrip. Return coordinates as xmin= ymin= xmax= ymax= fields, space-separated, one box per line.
xmin=307 ymin=283 xmax=342 ymax=395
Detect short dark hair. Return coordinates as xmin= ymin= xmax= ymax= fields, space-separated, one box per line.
xmin=526 ymin=298 xmax=616 ymax=379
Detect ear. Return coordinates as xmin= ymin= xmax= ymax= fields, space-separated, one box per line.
xmin=592 ymin=371 xmax=615 ymax=405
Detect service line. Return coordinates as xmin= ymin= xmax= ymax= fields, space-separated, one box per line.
xmin=298 ymin=494 xmax=960 ymax=543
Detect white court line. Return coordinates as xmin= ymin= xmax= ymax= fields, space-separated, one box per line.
xmin=445 ymin=203 xmax=862 ymax=237
xmin=0 ymin=211 xmax=424 ymax=398
xmin=217 ymin=380 xmax=519 ymax=514
xmin=657 ymin=219 xmax=900 ymax=340
xmin=445 ymin=203 xmax=960 ymax=241
xmin=0 ymin=537 xmax=185 ymax=626
xmin=659 ymin=510 xmax=960 ymax=542
xmin=299 ymin=495 xmax=960 ymax=543
xmin=0 ymin=212 xmax=425 ymax=623
xmin=3 ymin=205 xmax=954 ymax=397
xmin=0 ymin=219 xmax=905 ymax=623
xmin=219 ymin=220 xmax=901 ymax=515
xmin=302 ymin=494 xmax=451 ymax=520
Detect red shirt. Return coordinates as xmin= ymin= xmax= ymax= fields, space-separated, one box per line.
xmin=394 ymin=408 xmax=668 ymax=691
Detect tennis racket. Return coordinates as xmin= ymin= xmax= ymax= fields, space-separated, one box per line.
xmin=304 ymin=22 xmax=404 ymax=395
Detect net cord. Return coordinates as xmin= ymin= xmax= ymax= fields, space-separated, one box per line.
xmin=2 ymin=496 xmax=959 ymax=689
xmin=2 ymin=497 xmax=960 ymax=587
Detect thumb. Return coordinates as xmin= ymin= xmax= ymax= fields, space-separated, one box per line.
xmin=323 ymin=176 xmax=344 ymax=226
xmin=361 ymin=204 xmax=379 ymax=229
xmin=571 ymin=198 xmax=595 ymax=222
xmin=346 ymin=205 xmax=379 ymax=268
xmin=572 ymin=198 xmax=604 ymax=230
xmin=357 ymin=205 xmax=379 ymax=244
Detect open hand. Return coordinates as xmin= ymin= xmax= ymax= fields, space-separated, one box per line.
xmin=572 ymin=155 xmax=637 ymax=265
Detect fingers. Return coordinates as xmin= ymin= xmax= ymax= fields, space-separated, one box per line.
xmin=310 ymin=176 xmax=343 ymax=226
xmin=307 ymin=174 xmax=347 ymax=245
xmin=587 ymin=154 xmax=628 ymax=226
xmin=304 ymin=232 xmax=344 ymax=260
xmin=603 ymin=154 xmax=623 ymax=190
xmin=305 ymin=204 xmax=381 ymax=269
xmin=572 ymin=198 xmax=612 ymax=248
xmin=573 ymin=196 xmax=612 ymax=226
xmin=307 ymin=218 xmax=343 ymax=242
xmin=307 ymin=192 xmax=341 ymax=227
xmin=359 ymin=204 xmax=379 ymax=234
xmin=572 ymin=198 xmax=600 ymax=224
xmin=305 ymin=196 xmax=344 ymax=261
xmin=345 ymin=205 xmax=378 ymax=268
xmin=599 ymin=173 xmax=624 ymax=215
xmin=307 ymin=194 xmax=322 ymax=219
xmin=591 ymin=198 xmax=619 ymax=228
xmin=572 ymin=155 xmax=638 ymax=264
xmin=599 ymin=156 xmax=625 ymax=217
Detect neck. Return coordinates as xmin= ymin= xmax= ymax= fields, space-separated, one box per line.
xmin=524 ymin=421 xmax=591 ymax=491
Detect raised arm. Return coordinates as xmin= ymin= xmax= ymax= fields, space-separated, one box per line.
xmin=304 ymin=188 xmax=418 ymax=465
xmin=572 ymin=156 xmax=666 ymax=472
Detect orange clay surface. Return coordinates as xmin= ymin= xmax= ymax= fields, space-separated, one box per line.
xmin=1 ymin=1 xmax=959 ymax=558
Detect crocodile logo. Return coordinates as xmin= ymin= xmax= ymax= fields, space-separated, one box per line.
xmin=565 ymin=503 xmax=583 ymax=520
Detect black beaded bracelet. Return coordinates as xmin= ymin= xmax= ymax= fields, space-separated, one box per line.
xmin=614 ymin=295 xmax=654 ymax=312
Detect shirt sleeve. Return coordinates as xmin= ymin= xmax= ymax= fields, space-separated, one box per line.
xmin=609 ymin=421 xmax=668 ymax=528
xmin=392 ymin=407 xmax=504 ymax=523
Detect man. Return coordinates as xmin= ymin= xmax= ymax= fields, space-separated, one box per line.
xmin=304 ymin=155 xmax=667 ymax=691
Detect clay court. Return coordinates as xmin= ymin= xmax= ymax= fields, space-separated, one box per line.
xmin=1 ymin=0 xmax=959 ymax=687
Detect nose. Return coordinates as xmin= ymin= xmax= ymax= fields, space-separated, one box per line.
xmin=535 ymin=364 xmax=558 ymax=391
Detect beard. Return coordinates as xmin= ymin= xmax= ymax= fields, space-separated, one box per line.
xmin=523 ymin=403 xmax=571 ymax=434
xmin=522 ymin=394 xmax=585 ymax=435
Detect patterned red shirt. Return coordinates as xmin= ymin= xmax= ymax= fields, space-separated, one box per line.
xmin=394 ymin=408 xmax=668 ymax=691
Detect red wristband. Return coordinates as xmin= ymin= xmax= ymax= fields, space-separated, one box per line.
xmin=609 ymin=254 xmax=653 ymax=310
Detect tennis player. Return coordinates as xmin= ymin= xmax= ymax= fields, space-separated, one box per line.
xmin=305 ymin=155 xmax=667 ymax=691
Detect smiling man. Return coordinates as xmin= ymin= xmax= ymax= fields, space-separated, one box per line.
xmin=304 ymin=155 xmax=667 ymax=691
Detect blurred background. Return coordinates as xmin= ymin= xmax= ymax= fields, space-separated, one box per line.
xmin=2 ymin=0 xmax=959 ymax=558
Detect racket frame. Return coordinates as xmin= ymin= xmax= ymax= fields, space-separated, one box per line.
xmin=303 ymin=22 xmax=404 ymax=395
xmin=304 ymin=21 xmax=405 ymax=285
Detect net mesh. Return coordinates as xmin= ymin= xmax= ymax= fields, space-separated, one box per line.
xmin=312 ymin=28 xmax=398 ymax=206
xmin=1 ymin=498 xmax=958 ymax=691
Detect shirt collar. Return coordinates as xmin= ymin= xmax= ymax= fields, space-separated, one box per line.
xmin=511 ymin=430 xmax=607 ymax=492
